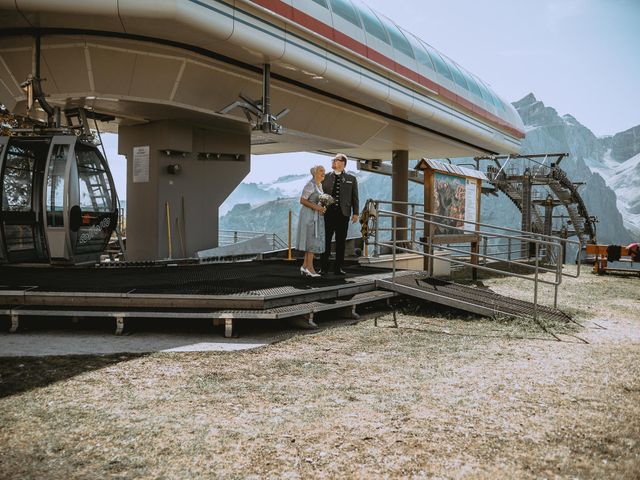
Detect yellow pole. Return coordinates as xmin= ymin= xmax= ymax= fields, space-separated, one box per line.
xmin=287 ymin=209 xmax=294 ymax=261
xmin=165 ymin=201 xmax=172 ymax=259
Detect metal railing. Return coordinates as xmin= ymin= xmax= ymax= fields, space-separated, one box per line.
xmin=218 ymin=229 xmax=288 ymax=251
xmin=362 ymin=200 xmax=581 ymax=319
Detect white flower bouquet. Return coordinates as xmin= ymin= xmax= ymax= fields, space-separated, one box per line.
xmin=318 ymin=193 xmax=335 ymax=208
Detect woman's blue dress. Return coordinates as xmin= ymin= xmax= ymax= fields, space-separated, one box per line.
xmin=296 ymin=180 xmax=325 ymax=253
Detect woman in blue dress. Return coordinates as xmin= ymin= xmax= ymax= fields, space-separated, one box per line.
xmin=297 ymin=165 xmax=326 ymax=277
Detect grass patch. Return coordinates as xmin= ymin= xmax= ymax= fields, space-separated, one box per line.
xmin=1 ymin=267 xmax=639 ymax=478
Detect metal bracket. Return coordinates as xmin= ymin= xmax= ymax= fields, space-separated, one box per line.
xmin=306 ymin=312 xmax=318 ymax=328
xmin=115 ymin=316 xmax=124 ymax=335
xmin=9 ymin=314 xmax=19 ymax=333
xmin=218 ymin=64 xmax=289 ymax=135
xmin=340 ymin=305 xmax=360 ymax=320
xmin=224 ymin=318 xmax=233 ymax=338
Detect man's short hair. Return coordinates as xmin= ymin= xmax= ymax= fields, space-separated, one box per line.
xmin=333 ymin=153 xmax=348 ymax=165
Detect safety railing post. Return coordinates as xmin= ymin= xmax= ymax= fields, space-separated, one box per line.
xmin=508 ymin=237 xmax=512 ymax=261
xmin=427 ymin=219 xmax=433 ymax=277
xmin=287 ymin=210 xmax=294 ymax=261
xmin=374 ymin=201 xmax=380 ymax=258
xmin=534 ymin=241 xmax=539 ymax=321
xmin=482 ymin=237 xmax=488 ymax=266
xmin=392 ymin=214 xmax=397 ymax=282
xmin=410 ymin=204 xmax=416 ymax=250
xmin=554 ymin=241 xmax=561 ymax=309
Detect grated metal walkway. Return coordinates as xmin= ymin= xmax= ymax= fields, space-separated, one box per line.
xmin=0 ymin=260 xmax=399 ymax=337
xmin=377 ymin=273 xmax=571 ymax=323
xmin=0 ymin=260 xmax=394 ymax=310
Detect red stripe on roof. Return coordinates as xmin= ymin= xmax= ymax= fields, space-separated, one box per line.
xmin=248 ymin=0 xmax=525 ymax=139
xmin=333 ymin=30 xmax=367 ymax=57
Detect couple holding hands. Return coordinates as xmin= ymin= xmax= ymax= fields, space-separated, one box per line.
xmin=296 ymin=153 xmax=359 ymax=277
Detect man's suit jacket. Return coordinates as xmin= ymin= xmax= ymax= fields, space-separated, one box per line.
xmin=322 ymin=171 xmax=359 ymax=218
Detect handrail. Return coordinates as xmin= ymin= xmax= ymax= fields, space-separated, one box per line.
xmin=366 ymin=199 xmax=580 ymax=277
xmin=364 ymin=204 xmax=580 ymax=318
xmin=219 ymin=229 xmax=288 ymax=250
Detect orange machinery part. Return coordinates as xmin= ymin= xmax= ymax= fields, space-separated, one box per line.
xmin=585 ymin=244 xmax=632 ymax=274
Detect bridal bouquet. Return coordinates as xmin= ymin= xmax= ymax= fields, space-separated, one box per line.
xmin=318 ymin=193 xmax=335 ymax=208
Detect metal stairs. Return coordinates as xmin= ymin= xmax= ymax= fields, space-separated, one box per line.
xmin=486 ymin=163 xmax=596 ymax=247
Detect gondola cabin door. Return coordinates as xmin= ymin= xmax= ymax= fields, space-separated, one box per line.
xmin=0 ymin=135 xmax=8 ymax=262
xmin=0 ymin=135 xmax=49 ymax=263
xmin=43 ymin=136 xmax=77 ymax=261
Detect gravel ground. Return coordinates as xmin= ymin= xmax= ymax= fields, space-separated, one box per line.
xmin=0 ymin=267 xmax=638 ymax=479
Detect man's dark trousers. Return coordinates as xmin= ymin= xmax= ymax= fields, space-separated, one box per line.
xmin=321 ymin=206 xmax=349 ymax=273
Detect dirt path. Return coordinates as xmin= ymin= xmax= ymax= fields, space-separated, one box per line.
xmin=0 ymin=268 xmax=638 ymax=479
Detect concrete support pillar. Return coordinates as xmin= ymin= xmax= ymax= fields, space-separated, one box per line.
xmin=392 ymin=150 xmax=409 ymax=243
xmin=118 ymin=120 xmax=251 ymax=261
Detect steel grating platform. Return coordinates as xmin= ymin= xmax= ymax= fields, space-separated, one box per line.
xmin=1 ymin=290 xmax=397 ymax=337
xmin=0 ymin=260 xmax=398 ymax=310
xmin=377 ymin=273 xmax=571 ymax=323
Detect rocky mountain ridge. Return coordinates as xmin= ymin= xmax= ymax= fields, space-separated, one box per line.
xmin=220 ymin=93 xmax=637 ymax=245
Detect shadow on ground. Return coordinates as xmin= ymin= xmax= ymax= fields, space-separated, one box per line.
xmin=0 ymin=354 xmax=146 ymax=399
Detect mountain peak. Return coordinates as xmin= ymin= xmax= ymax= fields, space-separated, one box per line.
xmin=513 ymin=94 xmax=562 ymax=128
xmin=512 ymin=93 xmax=537 ymax=109
xmin=611 ymin=124 xmax=640 ymax=162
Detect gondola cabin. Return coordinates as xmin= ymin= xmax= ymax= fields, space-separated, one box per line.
xmin=0 ymin=133 xmax=118 ymax=264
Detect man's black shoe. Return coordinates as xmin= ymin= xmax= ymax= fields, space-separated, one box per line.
xmin=333 ymin=269 xmax=346 ymax=276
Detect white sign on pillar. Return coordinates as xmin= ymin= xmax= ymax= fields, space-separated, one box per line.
xmin=464 ymin=180 xmax=477 ymax=231
xmin=132 ymin=146 xmax=150 ymax=183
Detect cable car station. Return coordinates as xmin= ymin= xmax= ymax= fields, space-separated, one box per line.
xmin=0 ymin=0 xmax=585 ymax=336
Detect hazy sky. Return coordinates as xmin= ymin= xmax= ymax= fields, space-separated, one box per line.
xmin=363 ymin=0 xmax=640 ymax=137
xmin=106 ymin=0 xmax=640 ymax=195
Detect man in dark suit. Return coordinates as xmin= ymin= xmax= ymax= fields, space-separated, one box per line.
xmin=321 ymin=154 xmax=359 ymax=275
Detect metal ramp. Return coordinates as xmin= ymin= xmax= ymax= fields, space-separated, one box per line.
xmin=377 ymin=273 xmax=571 ymax=322
xmin=361 ymin=199 xmax=580 ymax=323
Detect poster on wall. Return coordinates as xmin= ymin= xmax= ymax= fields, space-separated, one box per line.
xmin=464 ymin=180 xmax=477 ymax=231
xmin=132 ymin=146 xmax=150 ymax=183
xmin=433 ymin=172 xmax=466 ymax=235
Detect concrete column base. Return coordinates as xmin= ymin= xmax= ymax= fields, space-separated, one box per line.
xmin=118 ymin=119 xmax=251 ymax=261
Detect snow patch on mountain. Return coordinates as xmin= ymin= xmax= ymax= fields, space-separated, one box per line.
xmin=609 ymin=153 xmax=640 ymax=234
xmin=261 ymin=174 xmax=310 ymax=198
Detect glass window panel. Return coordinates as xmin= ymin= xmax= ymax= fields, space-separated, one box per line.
xmin=2 ymin=143 xmax=35 ymax=212
xmin=75 ymin=223 xmax=110 ymax=254
xmin=359 ymin=6 xmax=389 ymax=43
xmin=407 ymin=33 xmax=434 ymax=71
xmin=329 ymin=0 xmax=361 ymax=27
xmin=4 ymin=225 xmax=35 ymax=252
xmin=445 ymin=58 xmax=470 ymax=90
xmin=380 ymin=18 xmax=414 ymax=58
xmin=462 ymin=70 xmax=483 ymax=99
xmin=311 ymin=0 xmax=328 ymax=7
xmin=486 ymin=87 xmax=504 ymax=110
xmin=470 ymin=75 xmax=493 ymax=104
xmin=76 ymin=148 xmax=114 ymax=213
xmin=421 ymin=42 xmax=452 ymax=80
xmin=46 ymin=144 xmax=68 ymax=227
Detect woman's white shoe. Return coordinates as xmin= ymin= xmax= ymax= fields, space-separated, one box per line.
xmin=301 ymin=266 xmax=320 ymax=278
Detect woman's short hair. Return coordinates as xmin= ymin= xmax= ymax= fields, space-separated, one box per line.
xmin=310 ymin=165 xmax=325 ymax=176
